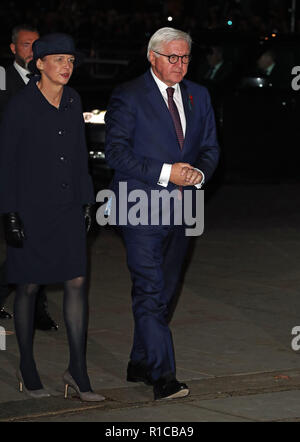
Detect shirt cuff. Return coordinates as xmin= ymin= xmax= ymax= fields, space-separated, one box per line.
xmin=158 ymin=163 xmax=172 ymax=187
xmin=194 ymin=169 xmax=205 ymax=189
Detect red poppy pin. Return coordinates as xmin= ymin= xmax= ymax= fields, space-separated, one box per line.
xmin=188 ymin=95 xmax=194 ymax=110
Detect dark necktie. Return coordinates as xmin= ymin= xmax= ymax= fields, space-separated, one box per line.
xmin=166 ymin=87 xmax=184 ymax=150
xmin=26 ymin=73 xmax=34 ymax=79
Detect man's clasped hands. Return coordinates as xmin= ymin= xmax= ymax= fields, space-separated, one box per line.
xmin=170 ymin=163 xmax=203 ymax=187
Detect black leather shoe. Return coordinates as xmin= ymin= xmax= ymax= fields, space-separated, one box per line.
xmin=34 ymin=311 xmax=58 ymax=331
xmin=127 ymin=361 xmax=153 ymax=385
xmin=0 ymin=307 xmax=12 ymax=319
xmin=153 ymin=378 xmax=189 ymax=400
xmin=34 ymin=289 xmax=58 ymax=331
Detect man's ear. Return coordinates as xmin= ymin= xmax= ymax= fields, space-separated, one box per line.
xmin=10 ymin=43 xmax=16 ymax=55
xmin=148 ymin=50 xmax=156 ymax=67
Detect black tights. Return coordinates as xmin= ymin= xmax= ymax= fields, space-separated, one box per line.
xmin=14 ymin=277 xmax=91 ymax=392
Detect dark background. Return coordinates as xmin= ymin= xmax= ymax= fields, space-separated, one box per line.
xmin=0 ymin=0 xmax=298 ymax=56
xmin=1 ymin=0 xmax=300 ymax=186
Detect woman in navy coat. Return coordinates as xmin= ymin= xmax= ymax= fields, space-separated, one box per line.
xmin=0 ymin=34 xmax=104 ymax=401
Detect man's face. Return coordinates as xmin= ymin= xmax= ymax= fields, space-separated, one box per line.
xmin=10 ymin=30 xmax=39 ymax=69
xmin=207 ymin=47 xmax=222 ymax=68
xmin=149 ymin=39 xmax=190 ymax=86
xmin=257 ymin=53 xmax=273 ymax=71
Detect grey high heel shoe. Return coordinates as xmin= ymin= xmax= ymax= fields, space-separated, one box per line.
xmin=17 ymin=370 xmax=51 ymax=399
xmin=63 ymin=370 xmax=105 ymax=402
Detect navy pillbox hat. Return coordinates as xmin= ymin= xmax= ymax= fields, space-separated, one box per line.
xmin=28 ymin=33 xmax=83 ymax=74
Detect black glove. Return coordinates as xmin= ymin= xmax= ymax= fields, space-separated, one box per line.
xmin=3 ymin=212 xmax=25 ymax=248
xmin=83 ymin=204 xmax=93 ymax=233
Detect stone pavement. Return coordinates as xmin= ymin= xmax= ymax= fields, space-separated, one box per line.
xmin=1 ymin=183 xmax=300 ymax=422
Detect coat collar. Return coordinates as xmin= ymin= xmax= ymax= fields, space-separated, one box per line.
xmin=26 ymin=76 xmax=73 ymax=114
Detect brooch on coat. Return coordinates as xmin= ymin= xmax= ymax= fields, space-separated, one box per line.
xmin=188 ymin=94 xmax=194 ymax=111
xmin=63 ymin=97 xmax=74 ymax=112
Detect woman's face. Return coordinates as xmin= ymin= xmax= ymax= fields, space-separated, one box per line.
xmin=37 ymin=54 xmax=75 ymax=86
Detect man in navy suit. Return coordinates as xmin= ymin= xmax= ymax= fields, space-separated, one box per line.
xmin=105 ymin=27 xmax=219 ymax=400
xmin=0 ymin=25 xmax=58 ymax=331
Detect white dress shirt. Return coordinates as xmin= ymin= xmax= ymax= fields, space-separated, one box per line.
xmin=265 ymin=63 xmax=275 ymax=76
xmin=13 ymin=61 xmax=31 ymax=85
xmin=150 ymin=69 xmax=205 ymax=189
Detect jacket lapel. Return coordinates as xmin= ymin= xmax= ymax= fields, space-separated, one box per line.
xmin=143 ymin=71 xmax=178 ymax=139
xmin=180 ymin=81 xmax=193 ymax=153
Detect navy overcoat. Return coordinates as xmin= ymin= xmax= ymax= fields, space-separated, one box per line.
xmin=0 ymin=77 xmax=94 ymax=284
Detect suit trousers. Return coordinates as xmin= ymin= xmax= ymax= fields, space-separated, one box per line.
xmin=121 ymin=225 xmax=190 ymax=381
xmin=0 ymin=261 xmax=12 ymax=307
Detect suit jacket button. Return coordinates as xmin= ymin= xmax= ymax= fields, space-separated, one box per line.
xmin=61 ymin=183 xmax=69 ymax=189
xmin=58 ymin=130 xmax=66 ymax=136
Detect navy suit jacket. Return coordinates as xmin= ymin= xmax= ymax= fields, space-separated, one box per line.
xmin=0 ymin=64 xmax=26 ymax=121
xmin=104 ymin=70 xmax=220 ymax=223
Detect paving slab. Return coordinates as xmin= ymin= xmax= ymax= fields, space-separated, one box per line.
xmin=23 ymin=401 xmax=252 ymax=422
xmin=1 ymin=183 xmax=300 ymax=422
xmin=2 ymin=369 xmax=300 ymax=422
xmin=192 ymin=390 xmax=300 ymax=422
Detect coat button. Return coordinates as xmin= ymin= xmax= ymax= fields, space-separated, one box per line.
xmin=61 ymin=183 xmax=69 ymax=189
xmin=60 ymin=155 xmax=66 ymax=162
xmin=58 ymin=130 xmax=66 ymax=136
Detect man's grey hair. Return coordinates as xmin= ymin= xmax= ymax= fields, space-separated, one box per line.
xmin=147 ymin=27 xmax=192 ymax=60
xmin=12 ymin=24 xmax=39 ymax=44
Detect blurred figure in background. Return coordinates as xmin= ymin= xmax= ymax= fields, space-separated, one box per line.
xmin=197 ymin=45 xmax=234 ymax=155
xmin=256 ymin=48 xmax=288 ymax=89
xmin=0 ymin=25 xmax=39 ymax=119
xmin=198 ymin=45 xmax=234 ymax=99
